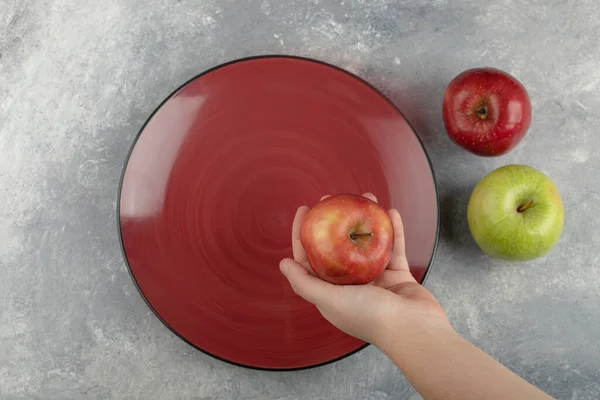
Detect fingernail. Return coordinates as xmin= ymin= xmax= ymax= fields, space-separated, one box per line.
xmin=279 ymin=259 xmax=293 ymax=275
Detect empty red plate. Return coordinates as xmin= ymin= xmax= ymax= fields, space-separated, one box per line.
xmin=119 ymin=56 xmax=438 ymax=370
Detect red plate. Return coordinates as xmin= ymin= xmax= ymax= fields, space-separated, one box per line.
xmin=118 ymin=56 xmax=438 ymax=370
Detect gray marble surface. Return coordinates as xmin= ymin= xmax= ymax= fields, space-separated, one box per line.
xmin=2 ymin=0 xmax=600 ymax=399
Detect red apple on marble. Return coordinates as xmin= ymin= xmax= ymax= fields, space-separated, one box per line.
xmin=442 ymin=67 xmax=532 ymax=156
xmin=300 ymin=194 xmax=394 ymax=285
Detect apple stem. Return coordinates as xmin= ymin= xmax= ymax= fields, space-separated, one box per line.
xmin=350 ymin=232 xmax=373 ymax=240
xmin=517 ymin=199 xmax=535 ymax=212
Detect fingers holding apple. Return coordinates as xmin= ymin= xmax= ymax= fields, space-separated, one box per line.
xmin=320 ymin=192 xmax=377 ymax=202
xmin=292 ymin=193 xmax=378 ymax=265
xmin=291 ymin=205 xmax=311 ymax=274
xmin=297 ymin=193 xmax=394 ymax=285
xmin=360 ymin=192 xmax=378 ymax=203
xmin=385 ymin=209 xmax=410 ymax=272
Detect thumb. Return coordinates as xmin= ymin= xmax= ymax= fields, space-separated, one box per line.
xmin=280 ymin=258 xmax=333 ymax=306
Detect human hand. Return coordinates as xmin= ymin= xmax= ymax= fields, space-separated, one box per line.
xmin=280 ymin=193 xmax=450 ymax=346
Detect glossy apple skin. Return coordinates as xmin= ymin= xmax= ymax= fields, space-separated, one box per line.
xmin=442 ymin=67 xmax=532 ymax=157
xmin=300 ymin=194 xmax=394 ymax=285
xmin=467 ymin=165 xmax=564 ymax=261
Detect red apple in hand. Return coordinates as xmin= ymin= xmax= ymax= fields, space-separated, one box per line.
xmin=300 ymin=194 xmax=394 ymax=285
xmin=442 ymin=67 xmax=532 ymax=156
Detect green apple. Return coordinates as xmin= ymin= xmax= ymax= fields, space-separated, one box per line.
xmin=467 ymin=165 xmax=564 ymax=261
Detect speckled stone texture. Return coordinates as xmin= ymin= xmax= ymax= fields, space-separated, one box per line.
xmin=1 ymin=0 xmax=599 ymax=399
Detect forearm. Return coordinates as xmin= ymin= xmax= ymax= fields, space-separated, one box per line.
xmin=375 ymin=318 xmax=553 ymax=400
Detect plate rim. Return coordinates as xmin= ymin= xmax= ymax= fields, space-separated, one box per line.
xmin=116 ymin=54 xmax=440 ymax=371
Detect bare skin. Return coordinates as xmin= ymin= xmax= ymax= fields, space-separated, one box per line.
xmin=280 ymin=193 xmax=554 ymax=400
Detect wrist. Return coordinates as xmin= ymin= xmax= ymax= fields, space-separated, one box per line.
xmin=372 ymin=311 xmax=454 ymax=352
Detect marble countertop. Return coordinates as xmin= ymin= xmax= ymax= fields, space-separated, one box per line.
xmin=1 ymin=0 xmax=599 ymax=399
